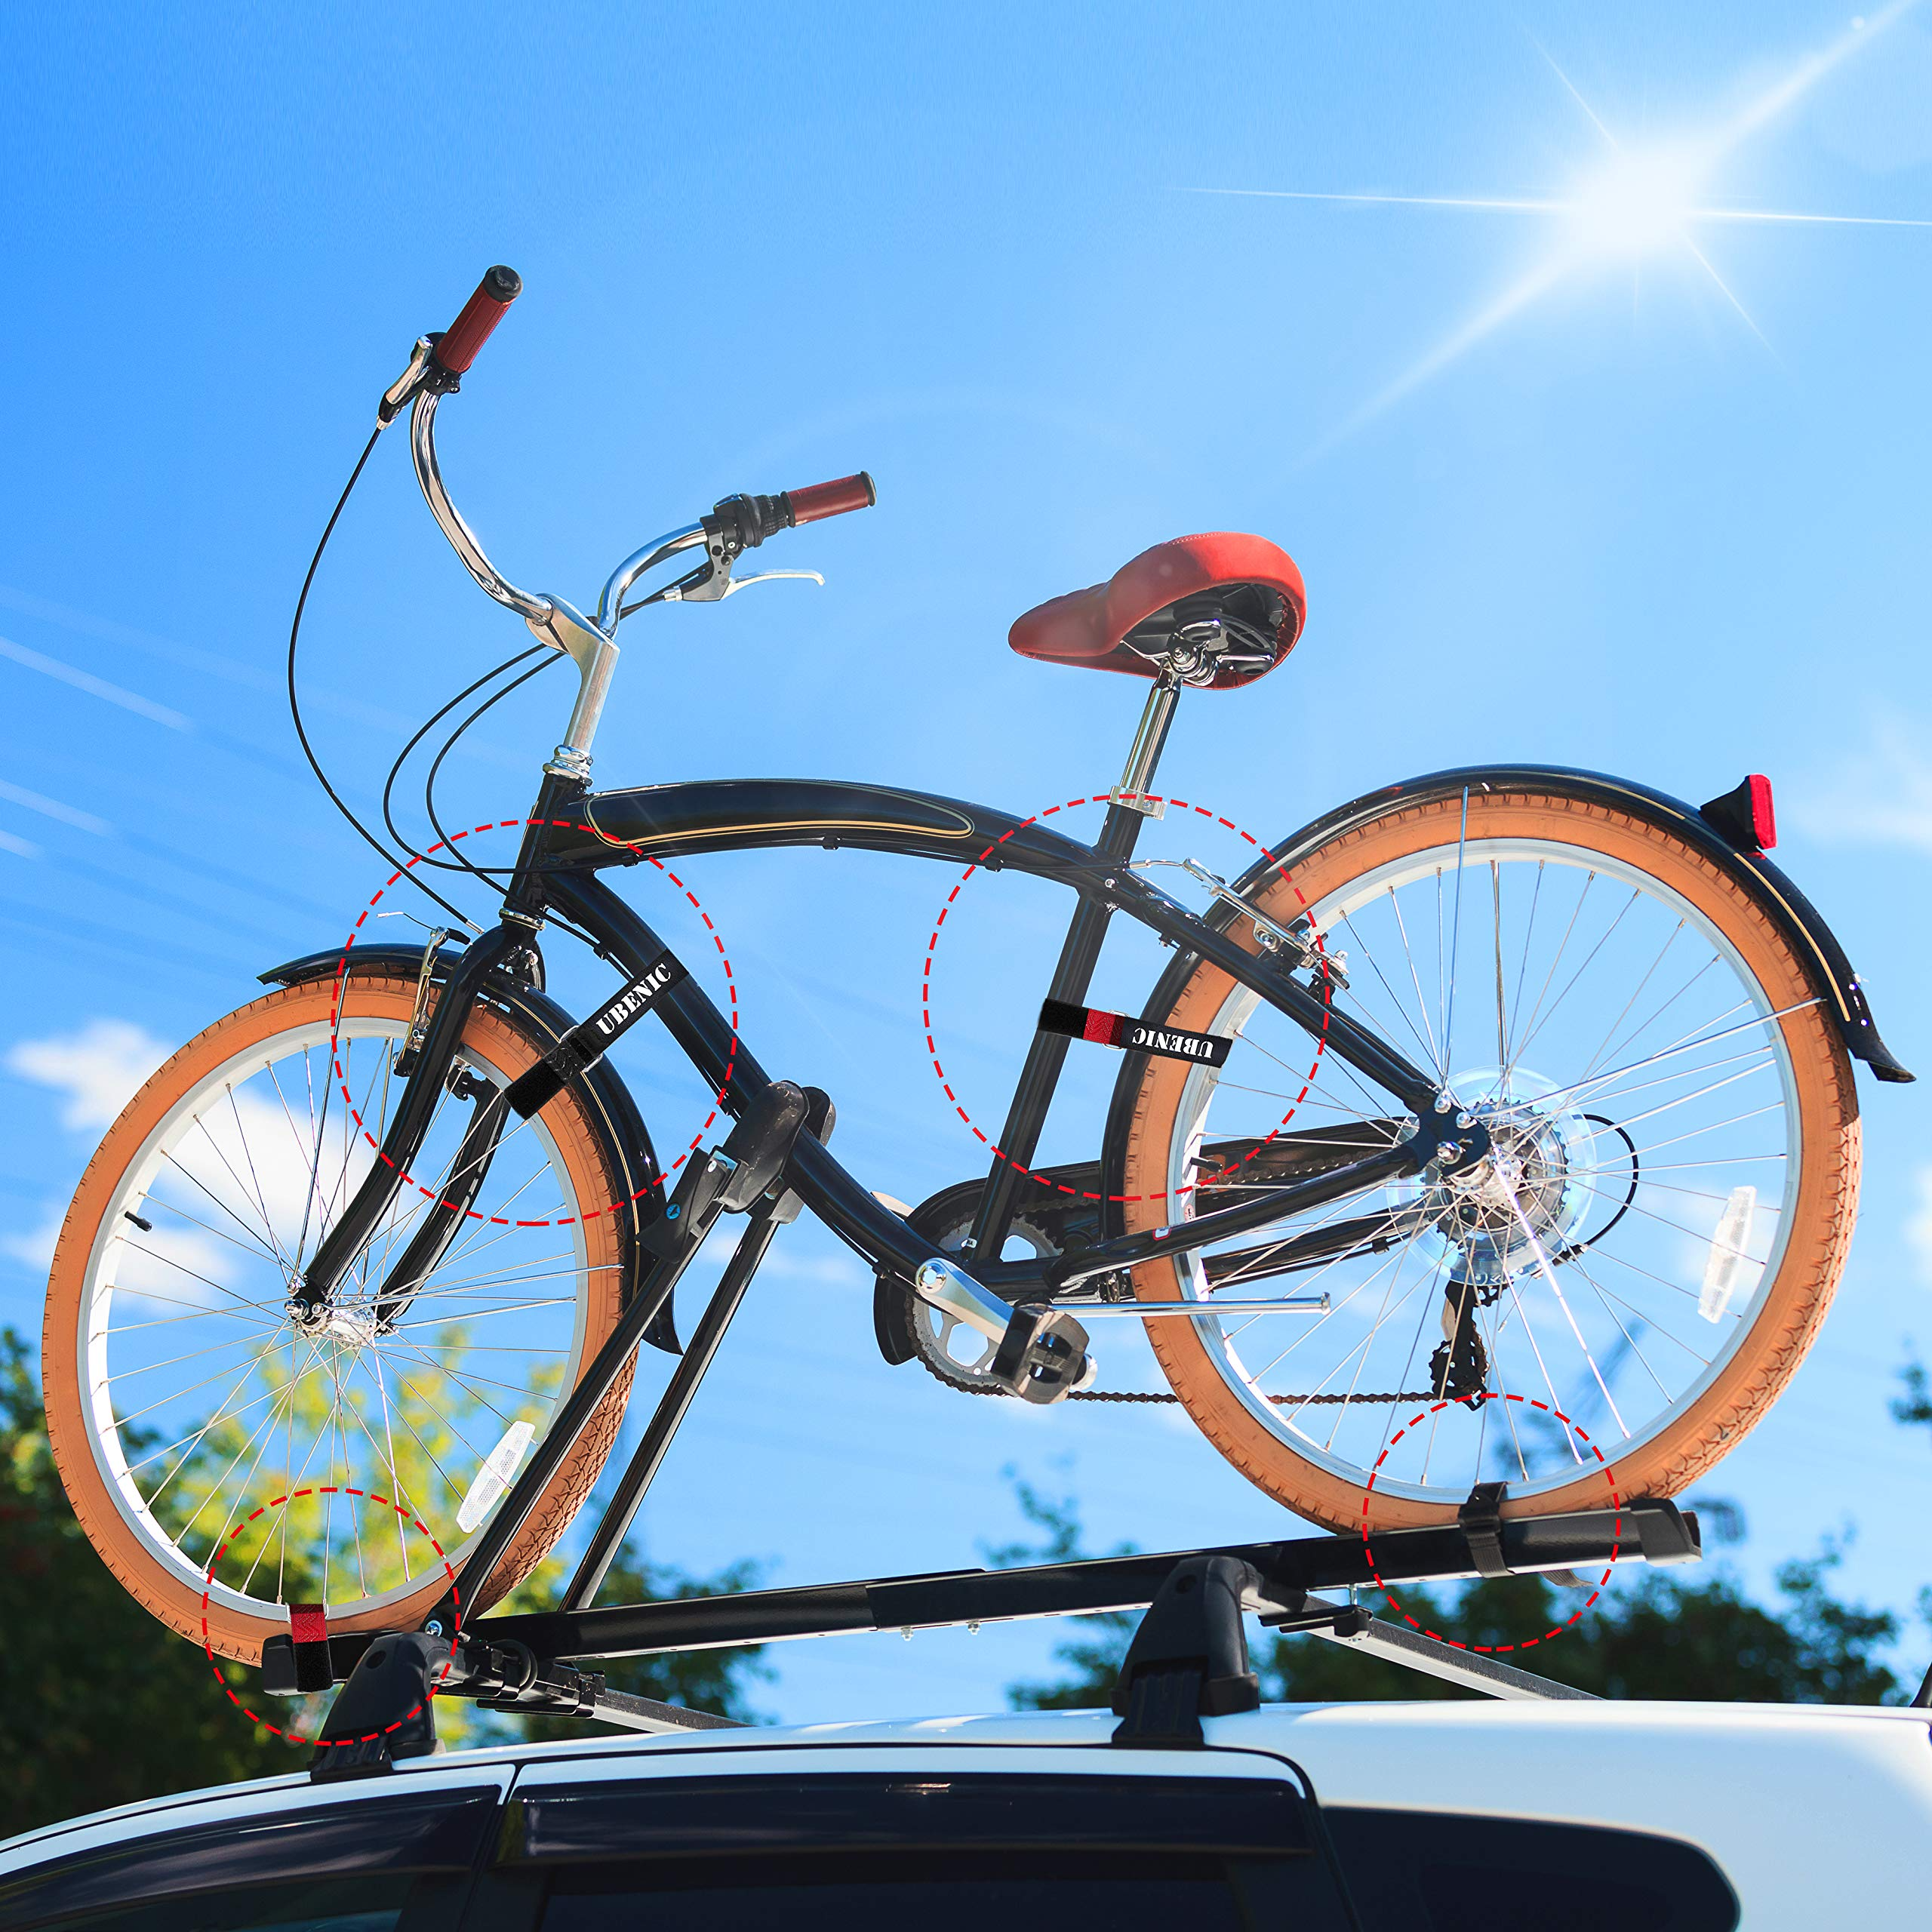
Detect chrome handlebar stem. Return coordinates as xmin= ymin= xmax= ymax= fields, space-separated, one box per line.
xmin=399 ymin=371 xmax=729 ymax=781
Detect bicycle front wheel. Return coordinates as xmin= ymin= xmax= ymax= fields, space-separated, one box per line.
xmin=1118 ymin=785 xmax=1860 ymax=1531
xmin=42 ymin=973 xmax=636 ymax=1662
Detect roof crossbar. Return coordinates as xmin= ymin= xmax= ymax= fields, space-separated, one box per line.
xmin=277 ymin=1496 xmax=1695 ymax=1773
xmin=269 ymin=1496 xmax=1695 ymax=1695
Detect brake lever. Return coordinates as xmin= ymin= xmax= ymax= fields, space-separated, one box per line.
xmin=651 ymin=558 xmax=825 ymax=605
xmin=724 ymin=568 xmax=824 ymax=598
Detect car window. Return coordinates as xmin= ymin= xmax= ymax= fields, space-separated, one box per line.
xmin=468 ymin=1772 xmax=1352 ymax=1931
xmin=26 ymin=1871 xmax=417 ymax=1932
xmin=0 ymin=1789 xmax=498 ymax=1932
xmin=536 ymin=1848 xmax=1259 ymax=1930
xmin=1324 ymin=1807 xmax=1740 ymax=1932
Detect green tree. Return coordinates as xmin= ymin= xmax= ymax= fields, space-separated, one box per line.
xmin=0 ymin=1327 xmax=766 ymax=1838
xmin=986 ymin=1468 xmax=1906 ymax=1712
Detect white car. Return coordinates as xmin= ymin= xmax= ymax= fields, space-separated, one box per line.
xmin=6 ymin=1697 xmax=1928 ymax=1931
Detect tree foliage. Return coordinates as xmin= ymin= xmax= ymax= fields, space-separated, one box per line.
xmin=0 ymin=1327 xmax=767 ymax=1838
xmin=987 ymin=1469 xmax=1908 ymax=1712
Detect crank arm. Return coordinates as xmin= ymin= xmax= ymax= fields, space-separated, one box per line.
xmin=912 ymin=1259 xmax=1095 ymax=1404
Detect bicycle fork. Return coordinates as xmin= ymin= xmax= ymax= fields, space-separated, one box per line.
xmin=289 ymin=921 xmax=528 ymax=1324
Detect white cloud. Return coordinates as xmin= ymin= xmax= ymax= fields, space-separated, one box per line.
xmin=2 ymin=1202 xmax=63 ymax=1272
xmin=1786 ymin=723 xmax=1932 ymax=856
xmin=7 ymin=1018 xmax=171 ymax=1131
xmin=1909 ymin=1167 xmax=1932 ymax=1285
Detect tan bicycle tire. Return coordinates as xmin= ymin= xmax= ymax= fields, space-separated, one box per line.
xmin=1118 ymin=789 xmax=1862 ymax=1533
xmin=41 ymin=974 xmax=636 ymax=1663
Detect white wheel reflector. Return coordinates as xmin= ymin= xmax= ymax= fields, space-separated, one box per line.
xmin=457 ymin=1418 xmax=535 ymax=1532
xmin=1700 ymin=1186 xmax=1758 ymax=1323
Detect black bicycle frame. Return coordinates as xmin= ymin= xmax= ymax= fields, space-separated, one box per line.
xmin=389 ymin=774 xmax=1457 ymax=1300
xmin=295 ymin=766 xmax=1463 ymax=1312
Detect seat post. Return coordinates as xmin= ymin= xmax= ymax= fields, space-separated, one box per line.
xmin=1109 ymin=663 xmax=1181 ymax=821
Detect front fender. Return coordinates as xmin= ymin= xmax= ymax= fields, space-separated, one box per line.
xmin=1100 ymin=761 xmax=1909 ymax=1230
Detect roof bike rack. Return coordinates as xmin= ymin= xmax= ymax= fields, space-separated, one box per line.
xmin=285 ymin=1492 xmax=1702 ymax=1776
xmin=259 ymin=1078 xmax=1704 ymax=1776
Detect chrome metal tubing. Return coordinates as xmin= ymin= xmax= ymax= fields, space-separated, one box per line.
xmin=409 ymin=390 xmax=552 ymax=624
xmin=598 ymin=524 xmax=708 ymax=632
xmin=1112 ymin=666 xmax=1179 ymax=816
xmin=912 ymin=1257 xmax=1020 ymax=1343
xmin=1069 ymin=1295 xmax=1328 ymax=1317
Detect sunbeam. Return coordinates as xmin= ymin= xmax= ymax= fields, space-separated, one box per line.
xmin=1191 ymin=2 xmax=1930 ymax=447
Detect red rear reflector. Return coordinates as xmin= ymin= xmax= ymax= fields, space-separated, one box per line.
xmin=1746 ymin=774 xmax=1777 ymax=850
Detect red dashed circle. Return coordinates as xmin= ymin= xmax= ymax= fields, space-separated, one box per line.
xmin=920 ymin=792 xmax=1332 ymax=1206
xmin=200 ymin=1486 xmax=458 ymax=1748
xmin=1361 ymin=1392 xmax=1621 ymax=1654
xmin=323 ymin=819 xmax=736 ymax=1228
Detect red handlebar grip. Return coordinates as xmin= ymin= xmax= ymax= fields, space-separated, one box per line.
xmin=783 ymin=472 xmax=877 ymax=526
xmin=432 ymin=266 xmax=523 ymax=375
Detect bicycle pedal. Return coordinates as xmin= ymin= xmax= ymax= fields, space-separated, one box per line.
xmin=990 ymin=1301 xmax=1095 ymax=1406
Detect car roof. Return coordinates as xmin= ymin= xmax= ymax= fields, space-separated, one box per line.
xmin=7 ymin=1697 xmax=1930 ymax=1866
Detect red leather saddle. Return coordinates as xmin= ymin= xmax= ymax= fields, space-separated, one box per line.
xmin=1009 ymin=533 xmax=1306 ymax=691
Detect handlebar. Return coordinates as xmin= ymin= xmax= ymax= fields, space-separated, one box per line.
xmin=386 ymin=269 xmax=879 ymax=774
xmin=706 ymin=473 xmax=877 ymax=552
xmin=432 ymin=266 xmax=522 ymax=375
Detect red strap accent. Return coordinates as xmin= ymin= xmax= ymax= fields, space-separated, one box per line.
xmin=1081 ymin=1008 xmax=1115 ymax=1044
xmin=289 ymin=1602 xmax=329 ymax=1646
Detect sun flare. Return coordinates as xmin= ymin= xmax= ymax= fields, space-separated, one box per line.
xmin=1567 ymin=149 xmax=1705 ymax=257
xmin=1192 ymin=0 xmax=1932 ymax=443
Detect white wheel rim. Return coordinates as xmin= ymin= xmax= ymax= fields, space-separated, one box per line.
xmin=73 ymin=1014 xmax=596 ymax=1624
xmin=1156 ymin=834 xmax=1804 ymax=1504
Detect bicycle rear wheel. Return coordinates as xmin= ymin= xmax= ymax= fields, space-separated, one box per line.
xmin=1118 ymin=785 xmax=1860 ymax=1531
xmin=42 ymin=973 xmax=636 ymax=1662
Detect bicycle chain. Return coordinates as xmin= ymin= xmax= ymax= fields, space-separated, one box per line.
xmin=915 ymin=1361 xmax=1430 ymax=1407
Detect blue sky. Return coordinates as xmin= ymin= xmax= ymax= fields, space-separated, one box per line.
xmin=3 ymin=2 xmax=1930 ymax=1722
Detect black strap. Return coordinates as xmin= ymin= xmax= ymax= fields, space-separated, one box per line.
xmin=506 ymin=953 xmax=685 ymax=1118
xmin=1459 ymin=1480 xmax=1512 ymax=1579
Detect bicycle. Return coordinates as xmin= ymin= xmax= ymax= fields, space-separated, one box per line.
xmin=40 ymin=267 xmax=1912 ymax=1665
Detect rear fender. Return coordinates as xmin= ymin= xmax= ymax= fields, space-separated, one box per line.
xmin=1099 ymin=761 xmax=1910 ymax=1233
xmin=260 ymin=943 xmax=672 ymax=1349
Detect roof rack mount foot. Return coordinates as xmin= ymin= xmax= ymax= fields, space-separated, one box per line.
xmin=307 ymin=1629 xmax=446 ymax=1783
xmin=1111 ymin=1554 xmax=1262 ymax=1749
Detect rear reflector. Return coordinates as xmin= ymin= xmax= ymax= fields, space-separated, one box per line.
xmin=1699 ymin=774 xmax=1777 ymax=853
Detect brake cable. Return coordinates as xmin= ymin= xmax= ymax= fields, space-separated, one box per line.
xmin=422 ymin=649 xmax=558 ymax=887
xmin=380 ymin=643 xmax=549 ymax=873
xmin=286 ymin=429 xmax=478 ymax=930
